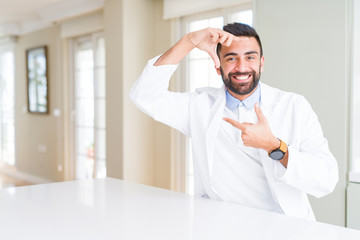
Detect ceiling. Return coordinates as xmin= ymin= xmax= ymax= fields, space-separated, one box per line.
xmin=0 ymin=0 xmax=104 ymax=37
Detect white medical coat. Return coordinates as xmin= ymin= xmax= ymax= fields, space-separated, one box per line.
xmin=130 ymin=56 xmax=339 ymax=220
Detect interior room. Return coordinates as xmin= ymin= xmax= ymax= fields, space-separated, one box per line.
xmin=0 ymin=0 xmax=360 ymax=234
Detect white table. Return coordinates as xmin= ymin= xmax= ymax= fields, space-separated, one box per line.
xmin=0 ymin=178 xmax=359 ymax=240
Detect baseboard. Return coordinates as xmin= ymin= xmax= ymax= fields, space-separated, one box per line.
xmin=0 ymin=166 xmax=53 ymax=184
xmin=347 ymin=183 xmax=360 ymax=230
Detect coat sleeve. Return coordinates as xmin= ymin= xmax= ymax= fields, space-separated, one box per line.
xmin=274 ymin=96 xmax=339 ymax=198
xmin=129 ymin=56 xmax=192 ymax=136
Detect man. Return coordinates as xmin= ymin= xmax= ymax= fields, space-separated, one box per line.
xmin=130 ymin=23 xmax=338 ymax=220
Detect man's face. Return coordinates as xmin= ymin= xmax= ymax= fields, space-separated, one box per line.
xmin=217 ymin=36 xmax=264 ymax=100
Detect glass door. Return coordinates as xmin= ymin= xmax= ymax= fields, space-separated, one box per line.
xmin=73 ymin=33 xmax=106 ymax=179
xmin=0 ymin=46 xmax=15 ymax=166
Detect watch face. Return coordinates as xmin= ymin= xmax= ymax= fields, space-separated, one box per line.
xmin=269 ymin=150 xmax=285 ymax=161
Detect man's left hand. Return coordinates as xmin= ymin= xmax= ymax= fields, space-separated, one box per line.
xmin=223 ymin=103 xmax=280 ymax=152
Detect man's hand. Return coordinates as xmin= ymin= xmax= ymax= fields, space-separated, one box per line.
xmin=223 ymin=103 xmax=279 ymax=152
xmin=187 ymin=28 xmax=235 ymax=68
xmin=154 ymin=28 xmax=235 ymax=67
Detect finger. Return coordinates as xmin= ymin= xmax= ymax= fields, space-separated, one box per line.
xmin=241 ymin=122 xmax=253 ymax=127
xmin=222 ymin=35 xmax=233 ymax=47
xmin=209 ymin=30 xmax=220 ymax=43
xmin=218 ymin=33 xmax=229 ymax=45
xmin=220 ymin=32 xmax=235 ymax=47
xmin=254 ymin=103 xmax=266 ymax=122
xmin=209 ymin=49 xmax=220 ymax=68
xmin=212 ymin=29 xmax=233 ymax=44
xmin=223 ymin=117 xmax=245 ymax=131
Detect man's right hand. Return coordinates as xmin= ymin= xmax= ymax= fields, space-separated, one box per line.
xmin=154 ymin=28 xmax=235 ymax=68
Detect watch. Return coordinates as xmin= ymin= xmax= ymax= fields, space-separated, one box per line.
xmin=268 ymin=139 xmax=287 ymax=160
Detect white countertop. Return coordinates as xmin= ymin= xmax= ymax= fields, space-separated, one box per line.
xmin=0 ymin=177 xmax=359 ymax=239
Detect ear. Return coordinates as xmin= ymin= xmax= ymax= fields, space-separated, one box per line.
xmin=260 ymin=56 xmax=265 ymax=72
xmin=216 ymin=67 xmax=221 ymax=75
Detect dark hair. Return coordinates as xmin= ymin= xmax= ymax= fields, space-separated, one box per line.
xmin=216 ymin=22 xmax=263 ymax=57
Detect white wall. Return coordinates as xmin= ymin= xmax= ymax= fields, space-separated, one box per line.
xmin=15 ymin=26 xmax=64 ymax=182
xmin=105 ymin=0 xmax=173 ymax=187
xmin=350 ymin=0 xmax=360 ymax=175
xmin=254 ymin=0 xmax=349 ymax=226
xmin=104 ymin=0 xmax=125 ymax=181
xmin=122 ymin=0 xmax=156 ymax=184
xmin=153 ymin=0 xmax=173 ymax=189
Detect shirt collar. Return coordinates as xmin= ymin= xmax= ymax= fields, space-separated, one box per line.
xmin=225 ymin=84 xmax=261 ymax=111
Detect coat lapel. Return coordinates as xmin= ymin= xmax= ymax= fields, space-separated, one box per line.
xmin=205 ymin=85 xmax=226 ymax=177
xmin=257 ymin=82 xmax=279 ymax=200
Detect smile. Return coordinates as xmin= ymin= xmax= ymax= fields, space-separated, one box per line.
xmin=232 ymin=74 xmax=252 ymax=82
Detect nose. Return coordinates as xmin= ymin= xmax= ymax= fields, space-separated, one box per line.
xmin=234 ymin=59 xmax=248 ymax=72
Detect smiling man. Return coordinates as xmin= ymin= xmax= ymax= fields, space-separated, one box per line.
xmin=130 ymin=23 xmax=338 ymax=220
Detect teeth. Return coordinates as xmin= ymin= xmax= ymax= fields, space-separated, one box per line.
xmin=235 ymin=75 xmax=249 ymax=80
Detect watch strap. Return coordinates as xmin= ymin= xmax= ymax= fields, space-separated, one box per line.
xmin=278 ymin=139 xmax=287 ymax=153
xmin=268 ymin=139 xmax=287 ymax=160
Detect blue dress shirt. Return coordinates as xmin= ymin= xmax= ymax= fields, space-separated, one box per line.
xmin=225 ymin=84 xmax=261 ymax=111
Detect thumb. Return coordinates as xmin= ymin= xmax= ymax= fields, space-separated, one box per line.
xmin=208 ymin=49 xmax=220 ymax=68
xmin=254 ymin=103 xmax=266 ymax=122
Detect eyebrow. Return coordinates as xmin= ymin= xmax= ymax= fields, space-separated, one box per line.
xmin=223 ymin=51 xmax=259 ymax=58
xmin=223 ymin=52 xmax=238 ymax=58
xmin=245 ymin=51 xmax=259 ymax=55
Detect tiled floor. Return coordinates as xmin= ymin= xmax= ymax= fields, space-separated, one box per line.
xmin=0 ymin=173 xmax=32 ymax=189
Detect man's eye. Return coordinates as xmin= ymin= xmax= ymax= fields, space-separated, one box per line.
xmin=248 ymin=56 xmax=255 ymax=60
xmin=226 ymin=57 xmax=236 ymax=61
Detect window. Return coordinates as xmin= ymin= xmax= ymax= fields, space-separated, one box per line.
xmin=0 ymin=40 xmax=15 ymax=166
xmin=71 ymin=33 xmax=106 ymax=179
xmin=181 ymin=6 xmax=253 ymax=194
